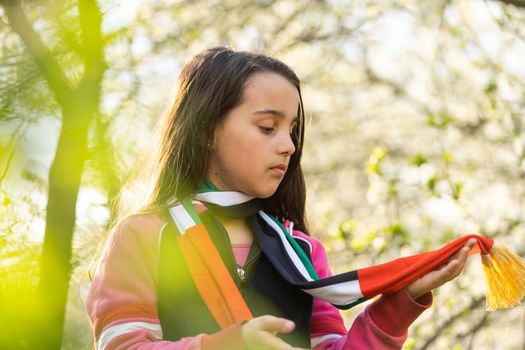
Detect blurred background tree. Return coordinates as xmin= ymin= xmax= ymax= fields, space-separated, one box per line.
xmin=1 ymin=0 xmax=524 ymax=349
xmin=0 ymin=0 xmax=106 ymax=348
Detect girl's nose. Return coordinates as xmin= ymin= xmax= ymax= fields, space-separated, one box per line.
xmin=278 ymin=132 xmax=296 ymax=156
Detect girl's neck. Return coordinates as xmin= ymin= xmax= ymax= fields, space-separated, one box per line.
xmin=217 ymin=215 xmax=253 ymax=245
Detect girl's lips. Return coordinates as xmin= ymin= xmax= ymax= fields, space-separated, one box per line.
xmin=270 ymin=165 xmax=286 ymax=176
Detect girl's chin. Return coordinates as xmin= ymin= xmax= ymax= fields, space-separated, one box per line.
xmin=236 ymin=184 xmax=277 ymax=199
xmin=254 ymin=185 xmax=280 ymax=199
xmin=256 ymin=191 xmax=276 ymax=199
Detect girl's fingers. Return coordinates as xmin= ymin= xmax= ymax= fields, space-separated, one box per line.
xmin=255 ymin=315 xmax=295 ymax=334
xmin=406 ymin=238 xmax=478 ymax=299
xmin=439 ymin=239 xmax=476 ymax=280
xmin=242 ymin=315 xmax=298 ymax=350
xmin=465 ymin=238 xmax=477 ymax=249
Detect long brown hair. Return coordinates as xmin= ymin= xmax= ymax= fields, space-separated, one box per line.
xmin=129 ymin=47 xmax=309 ymax=233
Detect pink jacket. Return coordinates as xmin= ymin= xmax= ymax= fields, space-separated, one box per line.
xmin=86 ymin=213 xmax=432 ymax=349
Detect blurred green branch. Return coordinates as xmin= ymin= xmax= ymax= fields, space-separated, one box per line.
xmin=0 ymin=0 xmax=106 ymax=349
xmin=417 ymin=296 xmax=485 ymax=350
xmin=491 ymin=0 xmax=525 ymax=8
xmin=2 ymin=1 xmax=72 ymax=105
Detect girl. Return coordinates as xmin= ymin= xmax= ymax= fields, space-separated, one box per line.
xmin=86 ymin=47 xmax=475 ymax=350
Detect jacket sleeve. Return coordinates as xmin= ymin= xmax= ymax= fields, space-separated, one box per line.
xmin=291 ymin=229 xmax=432 ymax=350
xmin=85 ymin=214 xmax=244 ymax=350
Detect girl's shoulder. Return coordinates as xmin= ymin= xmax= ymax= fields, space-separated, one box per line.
xmin=117 ymin=211 xmax=167 ymax=232
xmin=107 ymin=211 xmax=168 ymax=248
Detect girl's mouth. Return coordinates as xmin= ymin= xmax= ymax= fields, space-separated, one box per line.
xmin=270 ymin=164 xmax=287 ymax=176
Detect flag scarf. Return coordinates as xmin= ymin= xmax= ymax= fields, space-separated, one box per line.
xmin=165 ymin=188 xmax=525 ymax=329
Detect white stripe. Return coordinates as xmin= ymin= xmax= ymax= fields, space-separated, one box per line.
xmin=311 ymin=334 xmax=343 ymax=347
xmin=301 ymin=279 xmax=363 ymax=305
xmin=287 ymin=221 xmax=312 ymax=254
xmin=169 ymin=205 xmax=196 ymax=234
xmin=97 ymin=322 xmax=162 ymax=350
xmin=195 ymin=191 xmax=254 ymax=206
xmin=258 ymin=211 xmax=313 ymax=282
xmin=288 ymin=221 xmax=294 ymax=233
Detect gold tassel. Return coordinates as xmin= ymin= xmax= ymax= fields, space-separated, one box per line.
xmin=481 ymin=245 xmax=525 ymax=311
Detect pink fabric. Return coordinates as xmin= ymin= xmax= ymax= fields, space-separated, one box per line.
xmin=231 ymin=243 xmax=251 ymax=266
xmin=86 ymin=215 xmax=432 ymax=350
xmin=104 ymin=333 xmax=204 ymax=350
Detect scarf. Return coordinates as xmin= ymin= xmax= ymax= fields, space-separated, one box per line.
xmin=165 ymin=188 xmax=525 ymax=329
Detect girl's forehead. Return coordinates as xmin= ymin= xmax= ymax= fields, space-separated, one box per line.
xmin=245 ymin=71 xmax=295 ymax=88
xmin=243 ymin=72 xmax=299 ymax=104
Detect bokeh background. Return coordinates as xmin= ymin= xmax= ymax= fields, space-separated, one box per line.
xmin=1 ymin=0 xmax=525 ymax=349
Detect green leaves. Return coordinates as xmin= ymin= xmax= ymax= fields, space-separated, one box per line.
xmin=366 ymin=146 xmax=387 ymax=175
xmin=410 ymin=153 xmax=427 ymax=167
xmin=426 ymin=114 xmax=454 ymax=129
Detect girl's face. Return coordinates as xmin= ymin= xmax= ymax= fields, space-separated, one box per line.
xmin=208 ymin=72 xmax=299 ymax=198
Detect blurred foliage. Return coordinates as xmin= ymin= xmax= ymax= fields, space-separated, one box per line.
xmin=1 ymin=0 xmax=525 ymax=349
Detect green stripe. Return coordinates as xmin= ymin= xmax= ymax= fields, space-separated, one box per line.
xmin=182 ymin=199 xmax=202 ymax=225
xmin=199 ymin=180 xmax=219 ymax=193
xmin=268 ymin=214 xmax=319 ymax=280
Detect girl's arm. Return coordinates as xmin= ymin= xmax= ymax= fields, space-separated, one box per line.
xmin=85 ymin=214 xmax=245 ymax=350
xmin=290 ymin=230 xmax=432 ymax=350
xmin=311 ymin=289 xmax=432 ymax=350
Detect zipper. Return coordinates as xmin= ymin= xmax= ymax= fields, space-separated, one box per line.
xmin=235 ymin=244 xmax=261 ymax=298
xmin=237 ymin=249 xmax=261 ymax=296
xmin=239 ymin=249 xmax=261 ymax=280
xmin=237 ymin=266 xmax=246 ymax=281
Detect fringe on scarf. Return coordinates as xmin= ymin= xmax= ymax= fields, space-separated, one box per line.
xmin=482 ymin=244 xmax=525 ymax=311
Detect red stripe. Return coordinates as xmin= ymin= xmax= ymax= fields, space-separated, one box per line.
xmin=359 ymin=234 xmax=493 ymax=297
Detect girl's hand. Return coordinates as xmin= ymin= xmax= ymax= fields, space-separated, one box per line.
xmin=406 ymin=239 xmax=477 ymax=300
xmin=241 ymin=315 xmax=308 ymax=350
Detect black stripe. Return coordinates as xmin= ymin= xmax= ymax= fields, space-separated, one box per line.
xmin=295 ymin=270 xmax=359 ymax=289
xmin=250 ymin=215 xmax=310 ymax=283
xmin=199 ymin=198 xmax=262 ymax=219
xmin=333 ymin=297 xmax=369 ymax=310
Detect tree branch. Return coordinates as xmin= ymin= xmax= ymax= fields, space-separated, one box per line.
xmin=417 ymin=296 xmax=485 ymax=350
xmin=491 ymin=0 xmax=525 ymax=8
xmin=1 ymin=1 xmax=72 ymax=106
xmin=77 ymin=0 xmax=105 ymax=77
xmin=75 ymin=0 xmax=106 ymax=116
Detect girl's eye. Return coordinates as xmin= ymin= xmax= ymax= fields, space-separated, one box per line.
xmin=259 ymin=126 xmax=276 ymax=134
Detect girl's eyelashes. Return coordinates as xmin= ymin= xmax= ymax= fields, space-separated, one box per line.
xmin=259 ymin=126 xmax=276 ymax=134
xmin=258 ymin=125 xmax=297 ymax=135
xmin=257 ymin=119 xmax=298 ymax=135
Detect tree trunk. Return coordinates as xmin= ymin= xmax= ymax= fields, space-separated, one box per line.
xmin=31 ymin=107 xmax=91 ymax=349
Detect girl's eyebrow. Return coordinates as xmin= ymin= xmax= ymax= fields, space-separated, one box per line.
xmin=252 ymin=108 xmax=298 ymax=122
